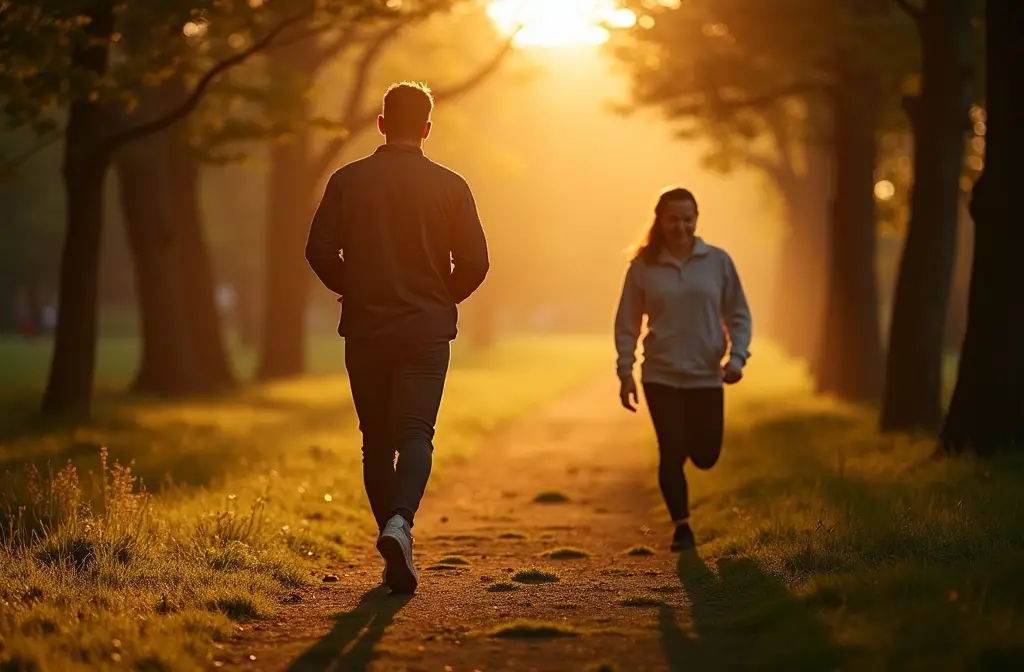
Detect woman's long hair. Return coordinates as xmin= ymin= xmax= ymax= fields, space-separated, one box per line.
xmin=630 ymin=187 xmax=700 ymax=263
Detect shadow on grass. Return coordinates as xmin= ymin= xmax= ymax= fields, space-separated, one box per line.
xmin=286 ymin=588 xmax=411 ymax=672
xmin=660 ymin=550 xmax=852 ymax=672
xmin=748 ymin=411 xmax=1024 ymax=566
xmin=706 ymin=409 xmax=1024 ymax=667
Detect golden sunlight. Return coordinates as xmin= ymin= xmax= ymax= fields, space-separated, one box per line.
xmin=487 ymin=0 xmax=636 ymax=47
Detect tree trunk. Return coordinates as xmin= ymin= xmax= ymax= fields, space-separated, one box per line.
xmin=816 ymin=70 xmax=884 ymax=403
xmin=940 ymin=0 xmax=1024 ymax=456
xmin=40 ymin=2 xmax=116 ymax=415
xmin=167 ymin=121 xmax=237 ymax=390
xmin=257 ymin=130 xmax=318 ymax=380
xmin=41 ymin=142 xmax=108 ymax=414
xmin=256 ymin=36 xmax=329 ymax=381
xmin=771 ymin=147 xmax=830 ymax=365
xmin=115 ymin=132 xmax=204 ymax=396
xmin=881 ymin=0 xmax=975 ymax=433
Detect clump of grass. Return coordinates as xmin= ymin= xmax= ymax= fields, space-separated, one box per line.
xmin=542 ymin=547 xmax=591 ymax=560
xmin=534 ymin=491 xmax=570 ymax=504
xmin=511 ymin=567 xmax=560 ymax=584
xmin=498 ymin=531 xmax=527 ymax=540
xmin=426 ymin=564 xmax=460 ymax=572
xmin=625 ymin=545 xmax=656 ymax=557
xmin=194 ymin=496 xmax=268 ymax=548
xmin=205 ymin=590 xmax=274 ymax=621
xmin=489 ymin=620 xmax=580 ymax=639
xmin=620 ymin=594 xmax=665 ymax=608
xmin=486 ymin=582 xmax=520 ymax=592
xmin=203 ymin=540 xmax=255 ymax=572
xmin=437 ymin=555 xmax=470 ymax=566
xmin=651 ymin=585 xmax=682 ymax=594
xmin=35 ymin=534 xmax=98 ymax=571
xmin=601 ymin=568 xmax=634 ymax=577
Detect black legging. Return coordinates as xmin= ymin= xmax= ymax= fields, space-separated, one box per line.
xmin=642 ymin=383 xmax=724 ymax=522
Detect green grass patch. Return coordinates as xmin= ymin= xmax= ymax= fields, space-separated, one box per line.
xmin=625 ymin=545 xmax=656 ymax=557
xmin=542 ymin=547 xmax=591 ymax=560
xmin=0 ymin=335 xmax=606 ymax=671
xmin=601 ymin=568 xmax=634 ymax=577
xmin=511 ymin=567 xmax=560 ymax=584
xmin=488 ymin=620 xmax=580 ymax=639
xmin=498 ymin=531 xmax=528 ymax=540
xmin=651 ymin=585 xmax=682 ymax=594
xmin=533 ymin=491 xmax=570 ymax=504
xmin=436 ymin=555 xmax=470 ymax=566
xmin=486 ymin=581 xmax=521 ymax=592
xmin=619 ymin=594 xmax=665 ymax=608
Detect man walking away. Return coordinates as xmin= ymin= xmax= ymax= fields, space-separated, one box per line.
xmin=305 ymin=81 xmax=489 ymax=594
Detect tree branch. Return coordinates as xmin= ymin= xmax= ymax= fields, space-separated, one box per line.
xmin=313 ymin=22 xmax=362 ymax=63
xmin=102 ymin=12 xmax=309 ymax=154
xmin=337 ymin=6 xmax=442 ymax=132
xmin=893 ymin=0 xmax=924 ymax=23
xmin=311 ymin=31 xmax=518 ymax=180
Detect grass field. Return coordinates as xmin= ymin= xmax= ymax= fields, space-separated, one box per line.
xmin=0 ymin=334 xmax=609 ymax=671
xmin=2 ymin=334 xmax=1021 ymax=671
xmin=0 ymin=330 xmax=353 ymax=396
xmin=677 ymin=351 xmax=1024 ymax=670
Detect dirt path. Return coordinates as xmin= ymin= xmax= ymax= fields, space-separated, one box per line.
xmin=217 ymin=378 xmax=735 ymax=672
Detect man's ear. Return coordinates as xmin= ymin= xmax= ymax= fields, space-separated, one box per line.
xmin=422 ymin=120 xmax=432 ymax=140
xmin=377 ymin=115 xmax=386 ymax=137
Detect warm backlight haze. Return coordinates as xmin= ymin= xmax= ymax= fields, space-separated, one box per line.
xmin=486 ymin=0 xmax=637 ymax=47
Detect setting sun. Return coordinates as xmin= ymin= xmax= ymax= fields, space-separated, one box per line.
xmin=487 ymin=0 xmax=636 ymax=47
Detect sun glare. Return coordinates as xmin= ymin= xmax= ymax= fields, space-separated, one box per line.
xmin=487 ymin=0 xmax=636 ymax=48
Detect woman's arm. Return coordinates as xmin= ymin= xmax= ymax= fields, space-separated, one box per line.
xmin=722 ymin=253 xmax=752 ymax=371
xmin=614 ymin=261 xmax=644 ymax=380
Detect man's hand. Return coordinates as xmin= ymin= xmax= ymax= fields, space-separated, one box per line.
xmin=722 ymin=362 xmax=743 ymax=385
xmin=619 ymin=376 xmax=639 ymax=412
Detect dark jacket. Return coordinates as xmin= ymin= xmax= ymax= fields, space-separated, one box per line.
xmin=305 ymin=143 xmax=489 ymax=343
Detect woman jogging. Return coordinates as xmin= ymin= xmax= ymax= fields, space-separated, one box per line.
xmin=614 ymin=187 xmax=752 ymax=551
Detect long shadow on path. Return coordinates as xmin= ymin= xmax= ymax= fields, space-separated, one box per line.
xmin=660 ymin=550 xmax=852 ymax=672
xmin=286 ymin=588 xmax=411 ymax=672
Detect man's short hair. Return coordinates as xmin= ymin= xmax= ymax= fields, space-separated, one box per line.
xmin=382 ymin=82 xmax=434 ymax=140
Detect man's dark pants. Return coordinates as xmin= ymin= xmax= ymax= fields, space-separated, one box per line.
xmin=344 ymin=339 xmax=450 ymax=531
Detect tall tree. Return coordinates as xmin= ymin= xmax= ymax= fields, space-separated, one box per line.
xmin=613 ymin=0 xmax=913 ymax=402
xmin=1 ymin=1 xmax=324 ymax=414
xmin=114 ymin=76 xmax=236 ymax=395
xmin=940 ymin=0 xmax=1024 ymax=456
xmin=881 ymin=0 xmax=977 ymax=433
xmin=114 ymin=83 xmax=204 ymax=395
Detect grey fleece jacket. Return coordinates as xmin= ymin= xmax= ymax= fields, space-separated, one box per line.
xmin=614 ymin=238 xmax=752 ymax=389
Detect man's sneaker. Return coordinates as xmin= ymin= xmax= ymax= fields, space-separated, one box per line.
xmin=377 ymin=515 xmax=418 ymax=593
xmin=670 ymin=522 xmax=696 ymax=551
